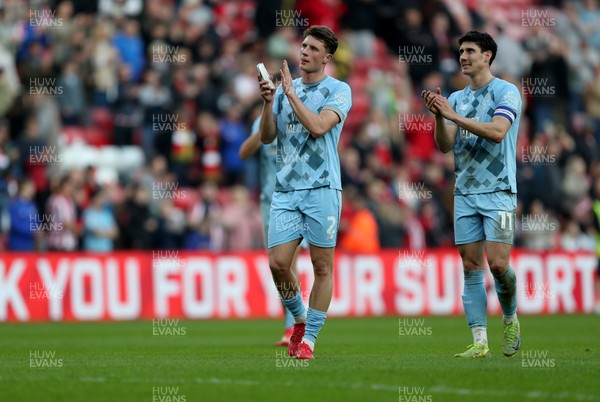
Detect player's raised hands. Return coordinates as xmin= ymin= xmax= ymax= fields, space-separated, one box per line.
xmin=280 ymin=60 xmax=294 ymax=96
xmin=421 ymin=87 xmax=441 ymax=115
xmin=432 ymin=92 xmax=456 ymax=120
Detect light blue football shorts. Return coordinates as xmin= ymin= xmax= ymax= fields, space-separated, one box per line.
xmin=454 ymin=190 xmax=517 ymax=245
xmin=260 ymin=196 xmax=308 ymax=250
xmin=268 ymin=187 xmax=341 ymax=249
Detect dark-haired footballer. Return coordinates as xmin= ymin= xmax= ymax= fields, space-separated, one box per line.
xmin=422 ymin=31 xmax=522 ymax=358
xmin=258 ymin=25 xmax=352 ymax=360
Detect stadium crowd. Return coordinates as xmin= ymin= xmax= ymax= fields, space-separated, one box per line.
xmin=0 ymin=0 xmax=599 ymax=252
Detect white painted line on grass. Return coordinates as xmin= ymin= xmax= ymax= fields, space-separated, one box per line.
xmin=190 ymin=377 xmax=600 ymax=401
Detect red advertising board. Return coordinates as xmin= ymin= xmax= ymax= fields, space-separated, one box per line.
xmin=0 ymin=250 xmax=596 ymax=322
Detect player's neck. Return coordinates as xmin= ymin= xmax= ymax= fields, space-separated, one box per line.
xmin=469 ymin=71 xmax=494 ymax=90
xmin=301 ymin=69 xmax=326 ymax=85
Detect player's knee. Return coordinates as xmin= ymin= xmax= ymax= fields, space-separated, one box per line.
xmin=268 ymin=254 xmax=290 ymax=276
xmin=460 ymin=254 xmax=480 ymax=271
xmin=311 ymin=257 xmax=332 ymax=278
xmin=462 ymin=261 xmax=480 ymax=271
xmin=488 ymin=258 xmax=509 ymax=276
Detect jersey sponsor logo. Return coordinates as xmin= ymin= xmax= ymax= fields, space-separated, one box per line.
xmin=285 ymin=123 xmax=303 ymax=134
xmin=460 ymin=127 xmax=476 ymax=140
xmin=459 ymin=117 xmax=478 ymax=140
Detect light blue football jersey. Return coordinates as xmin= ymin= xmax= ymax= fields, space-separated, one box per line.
xmin=447 ymin=77 xmax=522 ymax=195
xmin=271 ymin=76 xmax=352 ymax=192
xmin=250 ymin=116 xmax=278 ymax=204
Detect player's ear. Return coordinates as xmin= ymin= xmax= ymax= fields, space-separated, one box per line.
xmin=484 ymin=50 xmax=492 ymax=63
xmin=323 ymin=53 xmax=333 ymax=64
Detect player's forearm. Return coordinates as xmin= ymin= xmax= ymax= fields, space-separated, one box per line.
xmin=434 ymin=116 xmax=455 ymax=153
xmin=239 ymin=133 xmax=261 ymax=159
xmin=260 ymin=102 xmax=276 ymax=144
xmin=450 ymin=114 xmax=506 ymax=143
xmin=286 ymin=91 xmax=329 ymax=138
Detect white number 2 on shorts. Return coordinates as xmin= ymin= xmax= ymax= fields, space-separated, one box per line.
xmin=326 ymin=216 xmax=337 ymax=238
xmin=498 ymin=211 xmax=513 ymax=230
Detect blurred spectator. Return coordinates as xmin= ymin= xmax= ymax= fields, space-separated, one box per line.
xmin=138 ymin=69 xmax=171 ymax=158
xmin=186 ymin=181 xmax=223 ymax=250
xmin=522 ymin=199 xmax=560 ymax=250
xmin=0 ymin=64 xmax=17 ymax=117
xmin=91 ymin=21 xmax=119 ymax=106
xmin=46 ymin=175 xmax=79 ymax=251
xmin=525 ymin=36 xmax=570 ymax=134
xmin=560 ymin=219 xmax=595 ymax=251
xmin=561 ymin=155 xmax=590 ymax=216
xmin=157 ymin=200 xmax=187 ymax=249
xmin=8 ymin=178 xmax=38 ymax=251
xmin=83 ymin=187 xmax=118 ymax=251
xmin=99 ymin=0 xmax=143 ymax=18
xmin=48 ymin=1 xmax=76 ymax=67
xmin=340 ymin=192 xmax=380 ymax=252
xmin=15 ymin=116 xmax=48 ymax=205
xmin=57 ymin=61 xmax=86 ymax=126
xmin=577 ymin=0 xmax=600 ymax=49
xmin=492 ymin=25 xmax=530 ymax=81
xmin=398 ymin=7 xmax=437 ymax=85
xmin=111 ymin=64 xmax=139 ymax=146
xmin=584 ymin=63 xmax=600 ymax=140
xmin=116 ymin=183 xmax=157 ymax=249
xmin=341 ymin=0 xmax=377 ymax=58
xmin=219 ymin=103 xmax=247 ymax=185
xmin=221 ymin=185 xmax=263 ymax=250
xmin=0 ymin=119 xmax=16 ymax=230
xmin=112 ymin=19 xmax=145 ymax=82
xmin=195 ymin=111 xmax=222 ymax=183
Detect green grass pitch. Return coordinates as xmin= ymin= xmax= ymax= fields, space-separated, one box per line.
xmin=1 ymin=315 xmax=599 ymax=402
